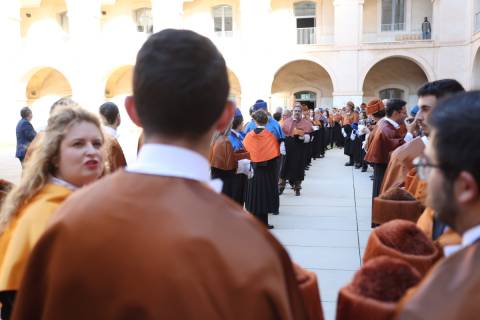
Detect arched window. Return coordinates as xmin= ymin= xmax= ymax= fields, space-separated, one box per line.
xmin=294 ymin=1 xmax=316 ymax=44
xmin=212 ymin=5 xmax=233 ymax=37
xmin=381 ymin=0 xmax=405 ymax=32
xmin=379 ymin=88 xmax=404 ymax=100
xmin=135 ymin=8 xmax=153 ymax=34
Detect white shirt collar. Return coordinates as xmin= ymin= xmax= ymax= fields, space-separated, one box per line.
xmin=127 ymin=143 xmax=223 ymax=193
xmin=384 ymin=117 xmax=400 ymax=129
xmin=49 ymin=176 xmax=78 ymax=191
xmin=103 ymin=126 xmax=119 ymax=139
xmin=444 ymin=224 xmax=480 ymax=257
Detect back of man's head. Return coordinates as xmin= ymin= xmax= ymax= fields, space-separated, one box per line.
xmin=429 ymin=91 xmax=480 ymax=185
xmin=99 ymin=102 xmax=119 ymax=126
xmin=385 ymin=99 xmax=406 ymax=118
xmin=133 ymin=29 xmax=229 ymax=138
xmin=20 ymin=107 xmax=32 ymax=119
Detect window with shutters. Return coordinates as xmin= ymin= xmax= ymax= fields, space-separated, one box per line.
xmin=379 ymin=88 xmax=404 ymax=100
xmin=381 ymin=0 xmax=405 ymax=32
xmin=475 ymin=0 xmax=480 ymax=33
xmin=212 ymin=5 xmax=233 ymax=37
xmin=294 ymin=1 xmax=316 ymax=44
xmin=135 ymin=8 xmax=153 ymax=34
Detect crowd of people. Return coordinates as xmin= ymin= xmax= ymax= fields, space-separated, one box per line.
xmin=0 ymin=28 xmax=479 ymax=319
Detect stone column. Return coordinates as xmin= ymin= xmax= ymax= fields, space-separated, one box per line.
xmin=333 ymin=93 xmax=363 ymax=107
xmin=0 ymin=1 xmax=22 ymax=144
xmin=238 ymin=0 xmax=272 ymax=114
xmin=65 ymin=0 xmax=104 ymax=110
xmin=151 ymin=0 xmax=184 ymax=31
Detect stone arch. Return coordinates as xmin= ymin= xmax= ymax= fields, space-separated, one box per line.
xmin=227 ymin=69 xmax=242 ymax=107
xmin=104 ymin=65 xmax=133 ymax=99
xmin=23 ymin=66 xmax=72 ymax=128
xmin=20 ymin=0 xmax=68 ymax=39
xmin=362 ymin=56 xmax=429 ymax=109
xmin=361 ymin=53 xmax=434 ymax=86
xmin=271 ymin=59 xmax=334 ymax=109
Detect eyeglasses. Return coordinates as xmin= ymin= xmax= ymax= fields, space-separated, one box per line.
xmin=412 ymin=155 xmax=442 ymax=180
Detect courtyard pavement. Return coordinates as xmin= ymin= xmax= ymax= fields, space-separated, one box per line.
xmin=271 ymin=148 xmax=372 ymax=320
xmin=0 ymin=144 xmax=372 ymax=320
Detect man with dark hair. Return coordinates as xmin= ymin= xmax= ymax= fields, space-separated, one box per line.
xmin=99 ymin=102 xmax=121 ymax=132
xmin=15 ymin=107 xmax=36 ymax=165
xmin=273 ymin=111 xmax=282 ymax=122
xmin=12 ymin=29 xmax=307 ymax=320
xmin=380 ymin=79 xmax=465 ymax=195
xmin=397 ymin=91 xmax=480 ymax=319
xmin=99 ymin=102 xmax=127 ymax=172
xmin=365 ymin=99 xmax=408 ymax=204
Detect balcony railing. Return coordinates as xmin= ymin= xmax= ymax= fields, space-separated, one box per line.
xmin=214 ymin=30 xmax=233 ymax=38
xmin=475 ymin=12 xmax=480 ymax=33
xmin=381 ymin=23 xmax=406 ymax=32
xmin=363 ymin=28 xmax=433 ymax=43
xmin=296 ymin=27 xmax=333 ymax=45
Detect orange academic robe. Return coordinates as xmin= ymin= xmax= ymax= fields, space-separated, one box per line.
xmin=209 ymin=135 xmax=236 ymax=171
xmin=106 ymin=137 xmax=127 ymax=173
xmin=397 ymin=242 xmax=480 ymax=320
xmin=380 ymin=137 xmax=425 ymax=194
xmin=12 ymin=171 xmax=308 ymax=320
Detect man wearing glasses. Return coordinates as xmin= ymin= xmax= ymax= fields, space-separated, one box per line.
xmin=398 ymin=91 xmax=480 ymax=319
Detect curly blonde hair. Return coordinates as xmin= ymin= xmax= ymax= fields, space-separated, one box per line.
xmin=0 ymin=105 xmax=105 ymax=233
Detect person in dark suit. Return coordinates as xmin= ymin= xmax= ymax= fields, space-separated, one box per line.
xmin=15 ymin=107 xmax=36 ymax=165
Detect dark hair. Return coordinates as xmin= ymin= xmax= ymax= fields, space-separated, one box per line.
xmin=417 ymin=79 xmax=465 ymax=99
xmin=385 ymin=99 xmax=406 ymax=117
xmin=429 ymin=91 xmax=480 ymax=184
xmin=372 ymin=110 xmax=386 ymax=118
xmin=99 ymin=102 xmax=119 ymax=126
xmin=252 ymin=110 xmax=268 ymax=126
xmin=133 ymin=29 xmax=229 ymax=138
xmin=232 ymin=116 xmax=243 ymax=130
xmin=273 ymin=112 xmax=282 ymax=121
xmin=20 ymin=107 xmax=32 ymax=119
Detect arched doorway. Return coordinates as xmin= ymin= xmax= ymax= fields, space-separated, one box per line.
xmin=271 ymin=60 xmax=334 ymax=110
xmin=24 ymin=67 xmax=72 ymax=129
xmin=362 ymin=57 xmax=429 ymax=109
xmin=104 ymin=65 xmax=138 ymax=164
xmin=228 ymin=69 xmax=242 ymax=107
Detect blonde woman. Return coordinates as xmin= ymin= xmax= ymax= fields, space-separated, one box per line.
xmin=0 ymin=106 xmax=105 ymax=318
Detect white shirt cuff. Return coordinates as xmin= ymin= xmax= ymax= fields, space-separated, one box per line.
xmin=404 ymin=132 xmax=414 ymax=143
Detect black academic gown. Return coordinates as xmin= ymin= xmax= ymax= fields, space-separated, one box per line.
xmin=281 ymin=135 xmax=306 ymax=183
xmin=245 ymin=129 xmax=280 ymax=226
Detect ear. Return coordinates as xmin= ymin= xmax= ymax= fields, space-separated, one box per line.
xmin=214 ymin=101 xmax=235 ymax=133
xmin=125 ymin=96 xmax=142 ymax=128
xmin=455 ymin=171 xmax=479 ymax=205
